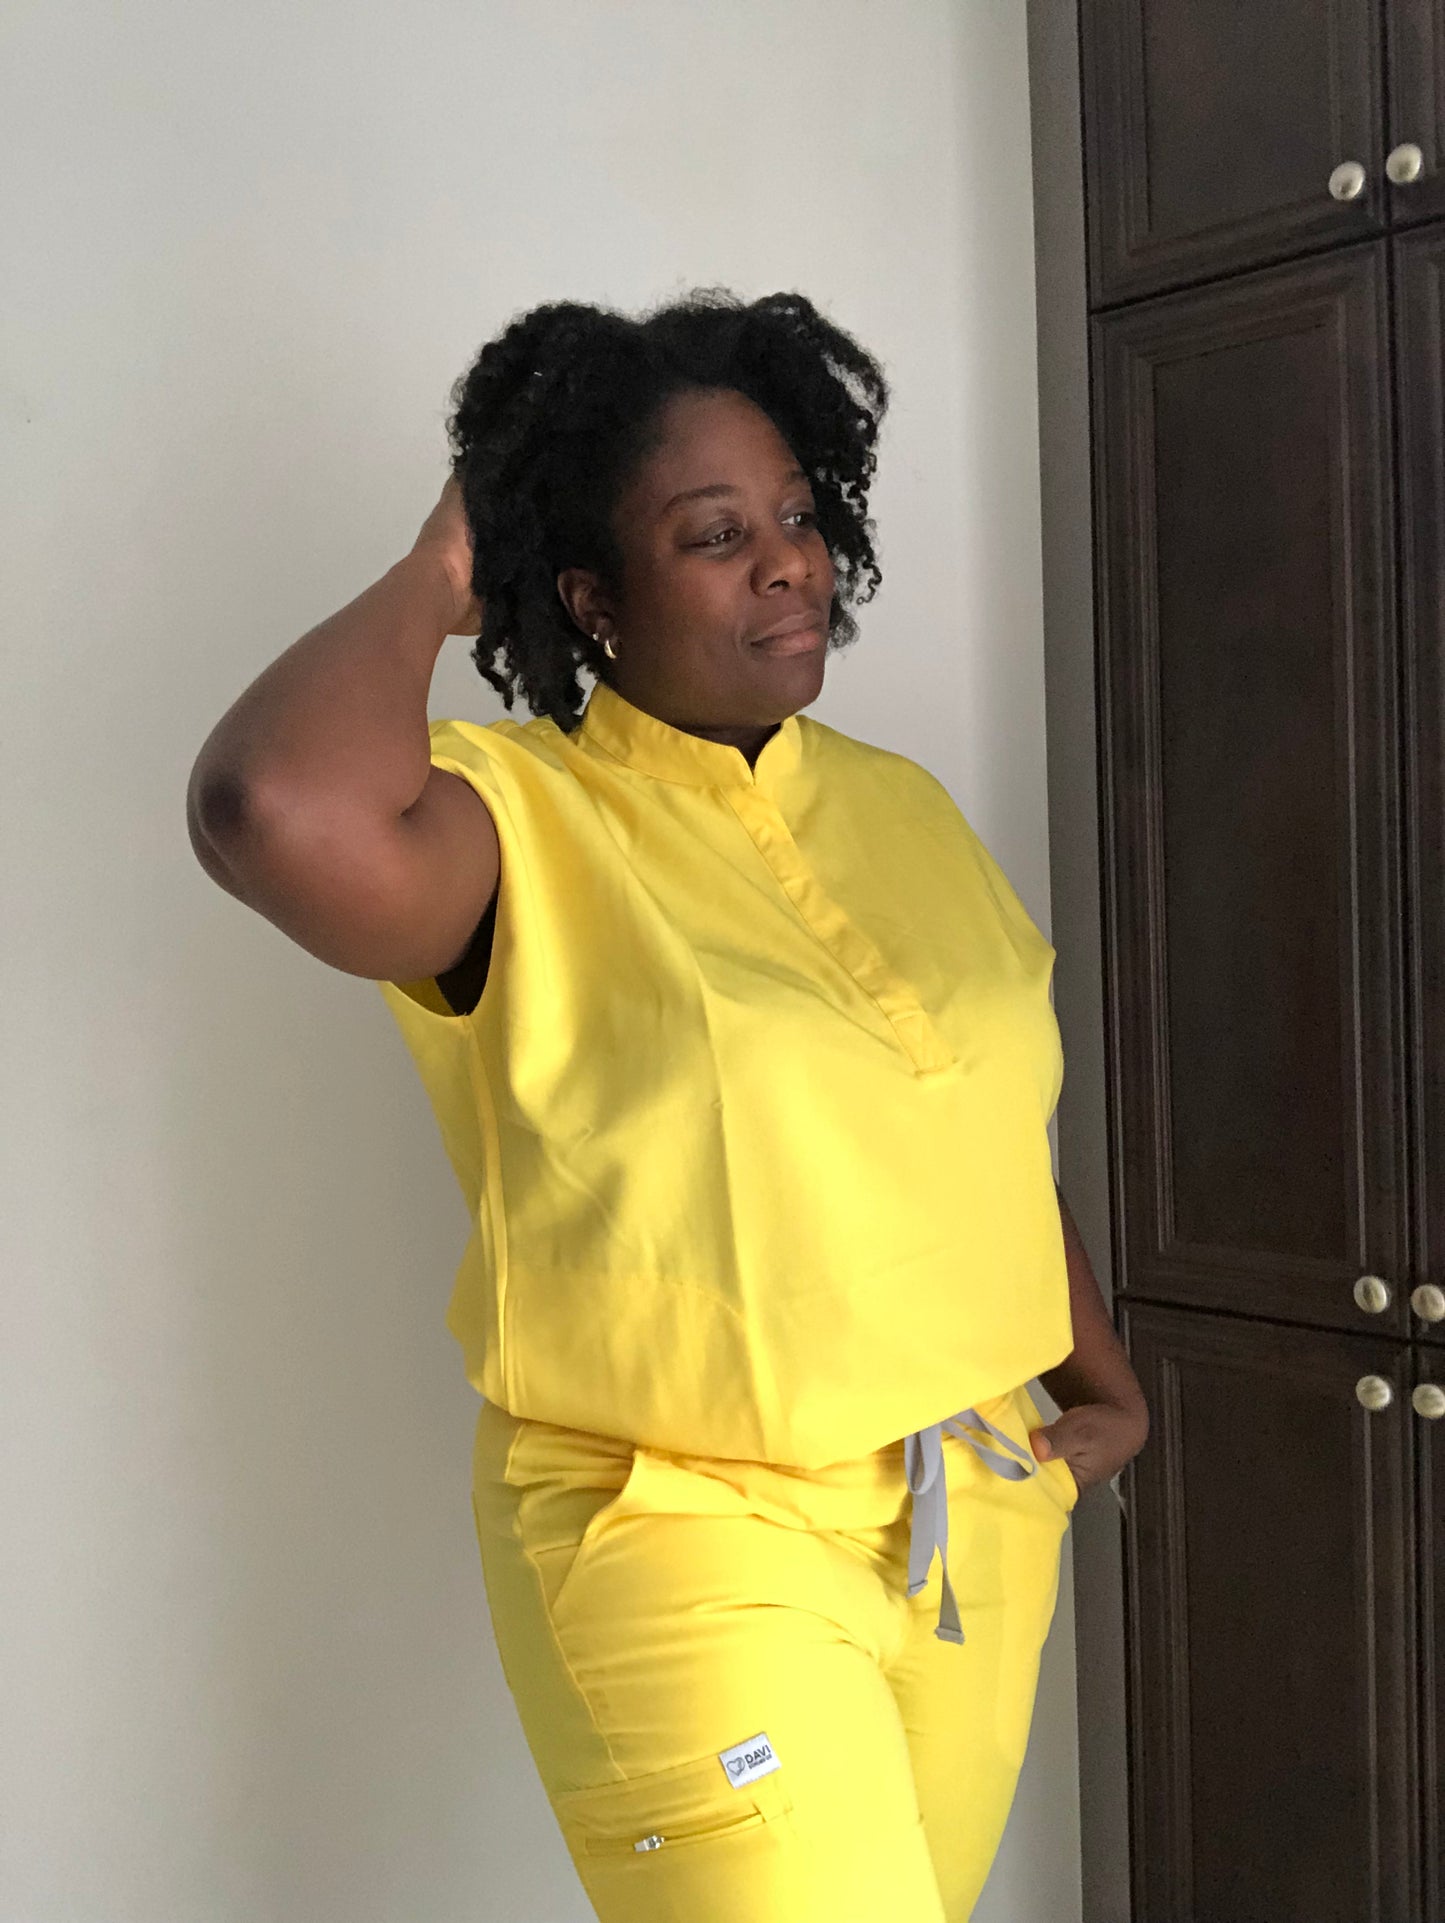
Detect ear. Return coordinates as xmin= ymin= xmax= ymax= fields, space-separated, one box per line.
xmin=556 ymin=567 xmax=612 ymax=641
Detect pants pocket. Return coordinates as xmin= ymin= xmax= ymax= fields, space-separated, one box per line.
xmin=501 ymin=1419 xmax=648 ymax=1627
xmin=1009 ymin=1384 xmax=1080 ymax=1515
xmin=552 ymin=1745 xmax=795 ymax=1860
xmin=1044 ymin=1451 xmax=1079 ymax=1511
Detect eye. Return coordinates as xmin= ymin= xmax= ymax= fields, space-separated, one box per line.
xmin=696 ymin=503 xmax=819 ymax=549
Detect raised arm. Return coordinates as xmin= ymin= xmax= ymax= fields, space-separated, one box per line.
xmin=186 ymin=479 xmax=500 ymax=985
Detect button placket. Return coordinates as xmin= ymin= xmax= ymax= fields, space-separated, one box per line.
xmin=725 ymin=787 xmax=955 ymax=1076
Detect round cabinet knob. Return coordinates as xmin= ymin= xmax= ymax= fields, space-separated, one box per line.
xmin=1353 ymin=1273 xmax=1392 ymax=1315
xmin=1411 ymin=1283 xmax=1445 ymax=1324
xmin=1355 ymin=1374 xmax=1394 ymax=1412
xmin=1412 ymin=1383 xmax=1445 ymax=1421
xmin=1329 ymin=159 xmax=1368 ymax=201
xmin=1386 ymin=142 xmax=1425 ymax=186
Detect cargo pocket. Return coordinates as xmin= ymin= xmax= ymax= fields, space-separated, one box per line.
xmin=552 ymin=1745 xmax=795 ymax=1862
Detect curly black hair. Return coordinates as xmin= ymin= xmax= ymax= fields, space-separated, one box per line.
xmin=445 ymin=287 xmax=889 ymax=733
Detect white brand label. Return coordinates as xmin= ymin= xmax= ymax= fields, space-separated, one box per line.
xmin=717 ymin=1732 xmax=781 ymax=1788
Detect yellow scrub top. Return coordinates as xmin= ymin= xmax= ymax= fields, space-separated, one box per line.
xmin=379 ymin=678 xmax=1071 ymax=1470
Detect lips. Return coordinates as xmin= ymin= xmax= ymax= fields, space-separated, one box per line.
xmin=751 ymin=611 xmax=827 ymax=652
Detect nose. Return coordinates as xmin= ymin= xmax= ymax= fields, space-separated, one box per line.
xmin=752 ymin=519 xmax=813 ymax=593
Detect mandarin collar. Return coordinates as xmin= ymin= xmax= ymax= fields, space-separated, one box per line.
xmin=576 ymin=677 xmax=803 ymax=795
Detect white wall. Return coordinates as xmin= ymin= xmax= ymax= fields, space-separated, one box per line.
xmin=1 ymin=3 xmax=1077 ymax=1918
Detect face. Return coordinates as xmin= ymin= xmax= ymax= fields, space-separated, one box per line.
xmin=557 ymin=387 xmax=837 ymax=751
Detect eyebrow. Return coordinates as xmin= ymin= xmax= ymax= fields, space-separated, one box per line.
xmin=661 ymin=466 xmax=810 ymax=515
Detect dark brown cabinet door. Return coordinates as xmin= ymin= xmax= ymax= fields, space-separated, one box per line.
xmin=1123 ymin=1303 xmax=1419 ymax=1922
xmin=1397 ymin=227 xmax=1445 ymax=1356
xmin=1094 ymin=246 xmax=1408 ymax=1335
xmin=1389 ymin=0 xmax=1445 ymax=229
xmin=1081 ymin=0 xmax=1386 ymax=304
xmin=1419 ymin=1350 xmax=1445 ymax=1919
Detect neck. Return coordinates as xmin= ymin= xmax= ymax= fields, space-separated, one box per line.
xmin=682 ymin=720 xmax=780 ymax=766
xmin=602 ymin=679 xmax=782 ymax=767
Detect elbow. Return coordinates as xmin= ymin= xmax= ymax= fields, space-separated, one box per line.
xmin=186 ymin=762 xmax=246 ymax=899
xmin=189 ymin=763 xmax=250 ymax=852
xmin=186 ymin=757 xmax=288 ymax=891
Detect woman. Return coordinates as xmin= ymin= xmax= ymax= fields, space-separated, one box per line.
xmin=188 ymin=288 xmax=1147 ymax=1922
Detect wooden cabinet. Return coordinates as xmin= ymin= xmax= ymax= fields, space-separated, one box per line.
xmin=1123 ymin=1304 xmax=1419 ymax=1921
xmin=1082 ymin=0 xmax=1445 ymax=305
xmin=1391 ymin=0 xmax=1445 ymax=231
xmin=1421 ymin=1348 xmax=1445 ymax=1909
xmin=1399 ymin=227 xmax=1445 ymax=1362
xmin=1418 ymin=224 xmax=1445 ymax=1837
xmin=1079 ymin=1 xmax=1445 ymax=1914
xmin=1092 ymin=246 xmax=1406 ymax=1339
xmin=1082 ymin=0 xmax=1386 ymax=303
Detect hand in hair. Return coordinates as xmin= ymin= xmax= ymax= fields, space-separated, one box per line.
xmin=411 ymin=477 xmax=483 ymax=638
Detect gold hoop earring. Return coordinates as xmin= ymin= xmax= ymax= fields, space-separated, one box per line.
xmin=594 ymin=630 xmax=618 ymax=660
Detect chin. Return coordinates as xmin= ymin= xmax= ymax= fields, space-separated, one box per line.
xmin=772 ymin=651 xmax=827 ymax=708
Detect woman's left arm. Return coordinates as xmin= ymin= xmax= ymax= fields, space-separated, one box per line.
xmin=1030 ymin=1183 xmax=1150 ymax=1491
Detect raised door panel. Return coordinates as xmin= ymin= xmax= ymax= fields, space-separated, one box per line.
xmin=1388 ymin=0 xmax=1445 ymax=229
xmin=1081 ymin=0 xmax=1385 ymax=305
xmin=1095 ymin=247 xmax=1407 ymax=1333
xmin=1397 ymin=228 xmax=1445 ymax=1354
xmin=1123 ymin=1304 xmax=1418 ymax=1922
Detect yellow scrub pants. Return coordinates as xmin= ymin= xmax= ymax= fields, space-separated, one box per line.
xmin=470 ymin=1382 xmax=1077 ymax=1923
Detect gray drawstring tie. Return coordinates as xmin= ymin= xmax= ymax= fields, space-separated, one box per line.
xmin=904 ymin=1407 xmax=1038 ymax=1644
